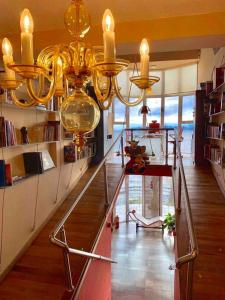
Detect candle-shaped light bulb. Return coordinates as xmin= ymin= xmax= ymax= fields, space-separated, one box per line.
xmin=140 ymin=38 xmax=150 ymax=77
xmin=20 ymin=9 xmax=34 ymax=33
xmin=2 ymin=38 xmax=13 ymax=56
xmin=2 ymin=38 xmax=15 ymax=80
xmin=20 ymin=8 xmax=34 ymax=65
xmin=102 ymin=9 xmax=115 ymax=62
xmin=103 ymin=9 xmax=115 ymax=32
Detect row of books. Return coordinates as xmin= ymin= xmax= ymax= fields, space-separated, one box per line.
xmin=0 ymin=117 xmax=17 ymax=147
xmin=209 ymin=92 xmax=225 ymax=115
xmin=64 ymin=143 xmax=96 ymax=163
xmin=43 ymin=121 xmax=60 ymax=142
xmin=0 ymin=160 xmax=12 ymax=187
xmin=204 ymin=144 xmax=223 ymax=165
xmin=206 ymin=123 xmax=225 ymax=139
xmin=46 ymin=96 xmax=59 ymax=112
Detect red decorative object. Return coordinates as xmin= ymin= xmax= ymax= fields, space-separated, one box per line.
xmin=125 ymin=140 xmax=149 ymax=174
xmin=148 ymin=120 xmax=160 ymax=133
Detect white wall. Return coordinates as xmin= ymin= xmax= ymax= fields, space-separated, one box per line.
xmin=198 ymin=47 xmax=225 ymax=83
xmin=0 ymin=104 xmax=90 ymax=278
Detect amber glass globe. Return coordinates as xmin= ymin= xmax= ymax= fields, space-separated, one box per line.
xmin=64 ymin=0 xmax=90 ymax=38
xmin=60 ymin=89 xmax=100 ymax=134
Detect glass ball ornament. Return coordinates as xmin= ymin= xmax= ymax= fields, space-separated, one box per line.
xmin=60 ymin=89 xmax=100 ymax=147
xmin=64 ymin=0 xmax=90 ymax=38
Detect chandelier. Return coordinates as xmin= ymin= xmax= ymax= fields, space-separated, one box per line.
xmin=0 ymin=0 xmax=160 ymax=149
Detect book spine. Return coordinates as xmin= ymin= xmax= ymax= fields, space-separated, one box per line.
xmin=5 ymin=163 xmax=12 ymax=186
xmin=0 ymin=160 xmax=6 ymax=187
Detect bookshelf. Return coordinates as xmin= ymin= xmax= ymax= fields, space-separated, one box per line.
xmin=0 ymin=90 xmax=99 ymax=277
xmin=198 ymin=82 xmax=225 ymax=168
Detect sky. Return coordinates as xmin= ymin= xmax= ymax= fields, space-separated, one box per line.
xmin=114 ymin=95 xmax=195 ymax=127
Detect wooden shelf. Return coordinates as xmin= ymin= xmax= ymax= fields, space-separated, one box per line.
xmin=1 ymin=140 xmax=60 ymax=149
xmin=206 ymin=158 xmax=222 ymax=167
xmin=209 ymin=111 xmax=225 ymax=117
xmin=1 ymin=101 xmax=58 ymax=113
xmin=205 ymin=137 xmax=223 ymax=141
xmin=207 ymin=82 xmax=225 ymax=97
xmin=0 ymin=166 xmax=56 ymax=189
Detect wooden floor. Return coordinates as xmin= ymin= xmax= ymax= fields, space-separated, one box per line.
xmin=181 ymin=165 xmax=225 ymax=300
xmin=0 ymin=163 xmax=124 ymax=300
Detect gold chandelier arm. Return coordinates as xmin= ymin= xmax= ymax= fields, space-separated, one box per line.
xmin=113 ymin=76 xmax=146 ymax=106
xmin=97 ymin=95 xmax=113 ymax=110
xmin=10 ymin=90 xmax=36 ymax=107
xmin=37 ymin=74 xmax=45 ymax=97
xmin=25 ymin=57 xmax=58 ymax=105
xmin=92 ymin=70 xmax=112 ymax=103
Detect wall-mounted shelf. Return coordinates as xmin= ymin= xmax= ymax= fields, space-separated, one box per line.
xmin=209 ymin=111 xmax=225 ymax=117
xmin=206 ymin=137 xmax=223 ymax=141
xmin=0 ymin=166 xmax=56 ymax=189
xmin=0 ymin=140 xmax=59 ymax=150
xmin=207 ymin=82 xmax=225 ymax=97
xmin=1 ymin=101 xmax=59 ymax=113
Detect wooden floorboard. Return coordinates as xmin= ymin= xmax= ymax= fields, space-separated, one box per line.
xmin=183 ymin=166 xmax=225 ymax=300
xmin=0 ymin=163 xmax=124 ymax=300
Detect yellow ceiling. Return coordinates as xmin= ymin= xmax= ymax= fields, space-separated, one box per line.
xmin=0 ymin=0 xmax=225 ymax=61
xmin=1 ymin=0 xmax=225 ymax=33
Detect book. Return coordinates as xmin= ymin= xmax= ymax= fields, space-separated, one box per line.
xmin=5 ymin=163 xmax=12 ymax=186
xmin=0 ymin=160 xmax=6 ymax=187
xmin=23 ymin=152 xmax=44 ymax=174
xmin=41 ymin=150 xmax=55 ymax=171
xmin=0 ymin=116 xmax=6 ymax=147
xmin=64 ymin=145 xmax=76 ymax=163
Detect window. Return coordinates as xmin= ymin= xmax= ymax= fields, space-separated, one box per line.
xmin=164 ymin=96 xmax=179 ymax=128
xmin=129 ymin=100 xmax=143 ymax=128
xmin=114 ymin=97 xmax=126 ymax=123
xmin=182 ymin=95 xmax=195 ymax=122
xmin=146 ymin=98 xmax=161 ymax=126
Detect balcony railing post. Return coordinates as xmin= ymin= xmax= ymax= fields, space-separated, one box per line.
xmin=173 ymin=139 xmax=177 ymax=169
xmin=165 ymin=129 xmax=169 ymax=165
xmin=186 ymin=260 xmax=194 ymax=300
xmin=121 ymin=134 xmax=124 ymax=168
xmin=60 ymin=226 xmax=74 ymax=292
xmin=177 ymin=167 xmax=182 ymax=212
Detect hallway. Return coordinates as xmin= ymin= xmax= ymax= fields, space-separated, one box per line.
xmin=111 ymin=175 xmax=175 ymax=300
xmin=112 ymin=222 xmax=174 ymax=300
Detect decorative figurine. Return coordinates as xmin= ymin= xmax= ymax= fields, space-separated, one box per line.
xmin=20 ymin=126 xmax=29 ymax=144
xmin=125 ymin=140 xmax=149 ymax=174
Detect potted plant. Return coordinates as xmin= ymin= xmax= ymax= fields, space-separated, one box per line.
xmin=163 ymin=213 xmax=176 ymax=235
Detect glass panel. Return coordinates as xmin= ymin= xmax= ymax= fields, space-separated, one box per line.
xmin=182 ymin=94 xmax=195 ymax=122
xmin=181 ymin=124 xmax=193 ymax=155
xmin=146 ymin=97 xmax=161 ymax=126
xmin=164 ymin=68 xmax=179 ymax=94
xmin=149 ymin=71 xmax=162 ymax=95
xmin=164 ymin=96 xmax=179 ymax=128
xmin=180 ymin=64 xmax=197 ymax=93
xmin=129 ymin=100 xmax=143 ymax=128
xmin=128 ymin=175 xmax=143 ymax=215
xmin=113 ymin=124 xmax=124 ymax=138
xmin=114 ymin=97 xmax=126 ymax=122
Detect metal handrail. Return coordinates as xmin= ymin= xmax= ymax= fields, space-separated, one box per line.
xmin=174 ymin=130 xmax=198 ymax=269
xmin=173 ymin=130 xmax=198 ymax=300
xmin=49 ymin=126 xmax=178 ymax=292
xmin=50 ymin=131 xmax=124 ymax=265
